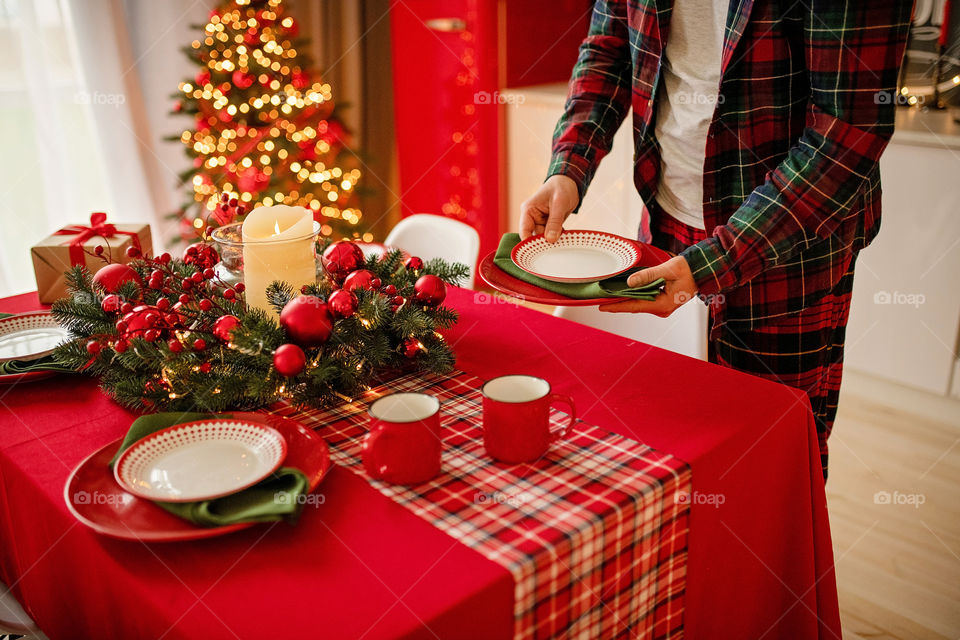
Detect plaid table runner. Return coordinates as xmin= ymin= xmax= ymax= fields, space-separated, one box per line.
xmin=270 ymin=370 xmax=691 ymax=640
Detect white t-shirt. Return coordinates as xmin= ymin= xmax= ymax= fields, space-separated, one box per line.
xmin=654 ymin=0 xmax=728 ymax=230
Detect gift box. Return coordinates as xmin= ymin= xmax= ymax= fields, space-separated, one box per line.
xmin=31 ymin=213 xmax=152 ymax=303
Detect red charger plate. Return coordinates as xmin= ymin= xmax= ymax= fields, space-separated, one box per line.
xmin=64 ymin=411 xmax=332 ymax=542
xmin=479 ymin=240 xmax=673 ymax=307
xmin=0 ymin=370 xmax=59 ymax=385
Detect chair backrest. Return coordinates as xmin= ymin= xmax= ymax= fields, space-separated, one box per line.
xmin=385 ymin=214 xmax=480 ymax=288
xmin=553 ymin=301 xmax=708 ymax=360
xmin=0 ymin=578 xmax=44 ymax=637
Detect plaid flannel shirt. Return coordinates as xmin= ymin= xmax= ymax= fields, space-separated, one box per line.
xmin=549 ymin=0 xmax=913 ymax=332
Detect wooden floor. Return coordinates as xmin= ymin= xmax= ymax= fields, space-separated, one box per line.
xmin=828 ymin=371 xmax=960 ymax=640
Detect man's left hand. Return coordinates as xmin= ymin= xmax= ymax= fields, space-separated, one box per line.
xmin=598 ymin=255 xmax=698 ymax=316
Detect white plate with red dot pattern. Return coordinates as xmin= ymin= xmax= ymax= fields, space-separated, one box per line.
xmin=511 ymin=230 xmax=643 ymax=283
xmin=114 ymin=419 xmax=288 ymax=502
xmin=0 ymin=312 xmax=69 ymax=363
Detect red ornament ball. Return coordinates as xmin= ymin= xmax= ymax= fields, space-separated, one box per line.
xmin=231 ymin=70 xmax=255 ymax=89
xmin=183 ymin=243 xmax=220 ymax=271
xmin=279 ymin=296 xmax=333 ymax=347
xmin=327 ymin=289 xmax=358 ymax=319
xmin=101 ymin=294 xmax=121 ymax=313
xmin=119 ymin=305 xmax=160 ymax=337
xmin=273 ymin=344 xmax=306 ymax=377
xmin=404 ymin=256 xmax=424 ymax=271
xmin=86 ymin=340 xmax=101 ymax=355
xmin=93 ymin=263 xmax=141 ymax=293
xmin=414 ymin=275 xmax=446 ymax=306
xmin=321 ymin=241 xmax=364 ymax=281
xmin=402 ymin=337 xmax=421 ymax=358
xmin=212 ymin=315 xmax=240 ymax=342
xmin=342 ymin=269 xmax=378 ymax=292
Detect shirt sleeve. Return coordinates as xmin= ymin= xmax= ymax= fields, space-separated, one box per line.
xmin=681 ymin=0 xmax=913 ymax=296
xmin=547 ymin=0 xmax=632 ymax=208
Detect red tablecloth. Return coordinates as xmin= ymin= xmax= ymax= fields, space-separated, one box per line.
xmin=0 ymin=289 xmax=840 ymax=639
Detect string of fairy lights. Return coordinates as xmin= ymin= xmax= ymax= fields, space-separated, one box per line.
xmin=177 ymin=0 xmax=369 ymax=240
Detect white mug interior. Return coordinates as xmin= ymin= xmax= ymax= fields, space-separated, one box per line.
xmin=482 ymin=375 xmax=550 ymax=403
xmin=370 ymin=392 xmax=440 ymax=422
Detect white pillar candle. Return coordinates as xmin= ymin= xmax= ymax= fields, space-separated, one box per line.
xmin=241 ymin=205 xmax=317 ymax=315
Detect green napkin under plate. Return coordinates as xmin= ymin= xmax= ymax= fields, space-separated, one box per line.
xmin=494 ymin=233 xmax=665 ymax=300
xmin=0 ymin=312 xmax=74 ymax=376
xmin=112 ymin=411 xmax=309 ymax=528
xmin=0 ymin=356 xmax=75 ymax=376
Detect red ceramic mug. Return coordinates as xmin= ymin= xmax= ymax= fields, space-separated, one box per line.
xmin=362 ymin=392 xmax=442 ymax=485
xmin=481 ymin=375 xmax=576 ymax=463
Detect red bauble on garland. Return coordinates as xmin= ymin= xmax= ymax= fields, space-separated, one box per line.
xmin=321 ymin=241 xmax=364 ymax=281
xmin=413 ymin=275 xmax=446 ymax=306
xmin=119 ymin=305 xmax=162 ymax=338
xmin=182 ymin=243 xmax=220 ymax=271
xmin=279 ymin=296 xmax=333 ymax=347
xmin=273 ymin=344 xmax=306 ymax=377
xmin=404 ymin=256 xmax=424 ymax=272
xmin=327 ymin=289 xmax=358 ymax=319
xmin=342 ymin=269 xmax=380 ymax=292
xmin=93 ymin=263 xmax=141 ymax=294
xmin=212 ymin=315 xmax=240 ymax=342
xmin=101 ymin=294 xmax=121 ymax=314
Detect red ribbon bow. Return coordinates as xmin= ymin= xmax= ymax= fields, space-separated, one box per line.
xmin=54 ymin=212 xmax=142 ymax=265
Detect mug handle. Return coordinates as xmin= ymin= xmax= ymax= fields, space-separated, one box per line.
xmin=548 ymin=394 xmax=577 ymax=442
xmin=363 ymin=423 xmax=396 ymax=479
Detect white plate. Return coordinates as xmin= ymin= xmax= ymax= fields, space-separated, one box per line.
xmin=511 ymin=230 xmax=643 ymax=283
xmin=0 ymin=312 xmax=69 ymax=363
xmin=114 ymin=419 xmax=288 ymax=502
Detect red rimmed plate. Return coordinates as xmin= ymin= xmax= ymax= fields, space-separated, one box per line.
xmin=114 ymin=419 xmax=288 ymax=503
xmin=65 ymin=412 xmax=331 ymax=542
xmin=511 ymin=230 xmax=643 ymax=283
xmin=0 ymin=311 xmax=68 ymax=363
xmin=479 ymin=241 xmax=673 ymax=307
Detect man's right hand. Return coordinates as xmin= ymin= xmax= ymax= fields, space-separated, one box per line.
xmin=519 ymin=174 xmax=579 ymax=242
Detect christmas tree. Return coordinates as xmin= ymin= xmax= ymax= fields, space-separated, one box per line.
xmin=170 ymin=0 xmax=367 ymax=242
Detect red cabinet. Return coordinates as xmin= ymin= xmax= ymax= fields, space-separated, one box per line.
xmin=390 ymin=1 xmax=590 ymax=259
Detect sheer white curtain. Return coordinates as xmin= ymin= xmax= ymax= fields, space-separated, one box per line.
xmin=0 ymin=0 xmax=212 ymax=297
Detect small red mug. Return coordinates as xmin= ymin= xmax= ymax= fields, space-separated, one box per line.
xmin=362 ymin=392 xmax=442 ymax=485
xmin=481 ymin=375 xmax=576 ymax=463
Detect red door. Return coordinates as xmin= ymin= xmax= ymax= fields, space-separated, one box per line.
xmin=390 ymin=1 xmax=591 ymax=260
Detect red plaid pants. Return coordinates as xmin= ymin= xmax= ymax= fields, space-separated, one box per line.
xmin=650 ymin=211 xmax=856 ymax=479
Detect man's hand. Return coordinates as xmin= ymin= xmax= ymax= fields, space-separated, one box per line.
xmin=519 ymin=175 xmax=579 ymax=242
xmin=598 ymin=255 xmax=699 ymax=316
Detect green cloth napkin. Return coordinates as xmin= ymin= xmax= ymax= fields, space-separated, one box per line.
xmin=494 ymin=233 xmax=665 ymax=300
xmin=0 ymin=312 xmax=74 ymax=376
xmin=112 ymin=411 xmax=310 ymax=528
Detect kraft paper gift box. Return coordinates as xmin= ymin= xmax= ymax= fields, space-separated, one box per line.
xmin=31 ymin=213 xmax=152 ymax=303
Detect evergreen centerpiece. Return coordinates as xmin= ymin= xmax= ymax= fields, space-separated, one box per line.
xmin=51 ymin=241 xmax=467 ymax=411
xmin=171 ymin=0 xmax=366 ymax=242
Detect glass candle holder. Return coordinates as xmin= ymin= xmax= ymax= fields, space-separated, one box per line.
xmin=210 ymin=220 xmax=320 ymax=314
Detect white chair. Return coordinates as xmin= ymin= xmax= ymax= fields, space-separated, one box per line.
xmin=553 ymin=300 xmax=709 ymax=360
xmin=385 ymin=214 xmax=480 ymax=288
xmin=0 ymin=580 xmax=47 ymax=639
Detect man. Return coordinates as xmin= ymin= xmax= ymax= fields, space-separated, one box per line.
xmin=520 ymin=0 xmax=914 ymax=478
